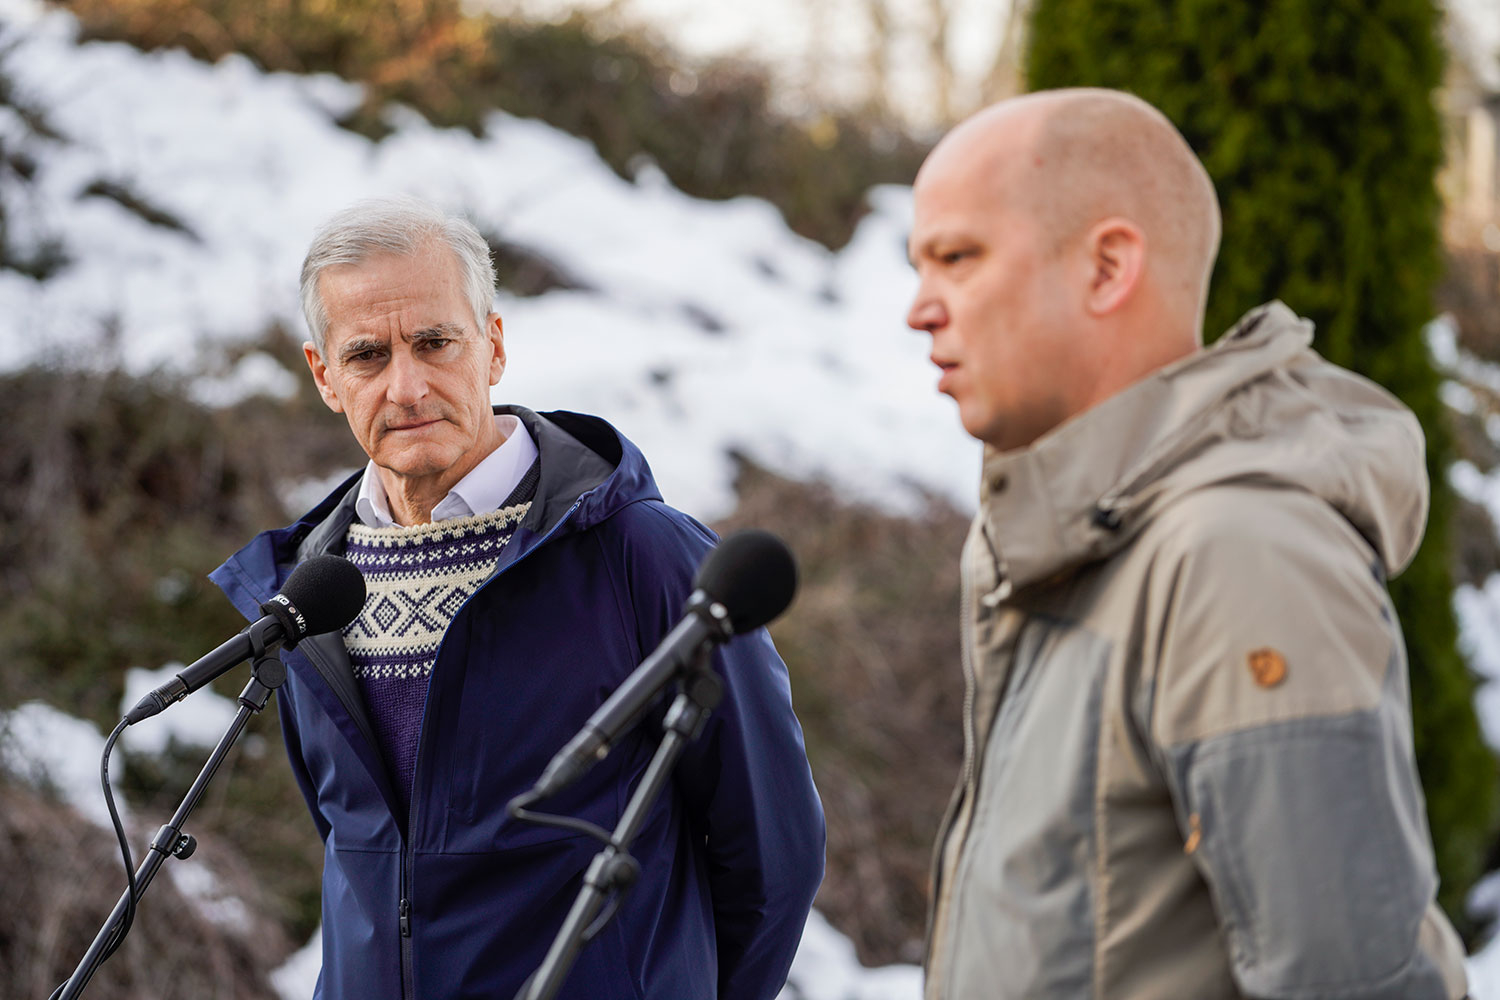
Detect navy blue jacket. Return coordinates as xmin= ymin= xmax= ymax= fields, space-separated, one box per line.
xmin=211 ymin=407 xmax=825 ymax=1000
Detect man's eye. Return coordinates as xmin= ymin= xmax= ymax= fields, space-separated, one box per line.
xmin=421 ymin=338 xmax=452 ymax=351
xmin=941 ymin=249 xmax=975 ymax=265
xmin=349 ymin=350 xmax=383 ymax=363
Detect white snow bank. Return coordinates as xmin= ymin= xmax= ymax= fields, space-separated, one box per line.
xmin=0 ymin=0 xmax=979 ymax=520
xmin=0 ymin=700 xmax=129 ymax=828
xmin=119 ymin=663 xmax=245 ymax=755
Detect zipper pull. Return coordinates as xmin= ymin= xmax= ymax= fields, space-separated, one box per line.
xmin=399 ymin=898 xmax=411 ymax=937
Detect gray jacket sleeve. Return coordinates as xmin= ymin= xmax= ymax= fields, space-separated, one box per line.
xmin=1145 ymin=493 xmax=1467 ymax=999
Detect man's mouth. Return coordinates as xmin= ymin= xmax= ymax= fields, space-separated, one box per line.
xmin=386 ymin=417 xmax=442 ymax=432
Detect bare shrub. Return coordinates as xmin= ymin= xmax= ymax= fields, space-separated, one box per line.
xmin=1439 ymin=247 xmax=1500 ymax=360
xmin=0 ymin=776 xmax=288 ymax=1000
xmin=715 ymin=459 xmax=968 ymax=965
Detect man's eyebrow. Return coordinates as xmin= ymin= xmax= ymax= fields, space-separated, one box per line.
xmin=337 ymin=336 xmax=387 ymax=362
xmin=909 ymin=231 xmax=975 ymax=266
xmin=409 ymin=322 xmax=469 ymax=342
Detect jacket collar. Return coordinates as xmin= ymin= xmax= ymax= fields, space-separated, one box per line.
xmin=974 ymin=301 xmax=1425 ymax=594
xmin=218 ymin=405 xmax=657 ymax=611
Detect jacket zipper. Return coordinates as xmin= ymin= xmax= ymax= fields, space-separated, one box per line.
xmin=399 ymin=852 xmax=415 ymax=1000
xmin=958 ymin=568 xmax=978 ymax=795
xmin=394 ymin=496 xmax=587 ymax=1000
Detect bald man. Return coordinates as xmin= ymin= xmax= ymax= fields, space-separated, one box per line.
xmin=908 ymin=88 xmax=1468 ymax=1000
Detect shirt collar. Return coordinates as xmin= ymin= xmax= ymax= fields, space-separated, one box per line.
xmin=354 ymin=413 xmax=539 ymax=528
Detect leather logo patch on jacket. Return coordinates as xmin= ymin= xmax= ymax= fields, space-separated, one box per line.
xmin=1247 ymin=647 xmax=1288 ymax=688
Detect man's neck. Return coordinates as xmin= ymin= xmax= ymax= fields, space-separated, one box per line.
xmin=378 ymin=422 xmax=507 ymax=526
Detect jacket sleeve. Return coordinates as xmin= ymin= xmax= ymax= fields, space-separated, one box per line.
xmin=1144 ymin=490 xmax=1467 ymax=1000
xmin=615 ymin=502 xmax=826 ymax=1000
xmin=276 ymin=675 xmax=333 ymax=844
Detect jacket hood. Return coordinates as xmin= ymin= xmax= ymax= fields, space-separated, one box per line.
xmin=213 ymin=405 xmax=662 ymax=609
xmin=977 ymin=301 xmax=1429 ymax=594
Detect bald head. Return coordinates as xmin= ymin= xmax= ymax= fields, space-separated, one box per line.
xmin=907 ymin=89 xmax=1223 ymax=452
xmin=918 ymin=88 xmax=1221 ymax=326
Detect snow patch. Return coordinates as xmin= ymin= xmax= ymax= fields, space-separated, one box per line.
xmin=1454 ymin=580 xmax=1500 ymax=750
xmin=777 ymin=909 xmax=922 ymax=1000
xmin=119 ymin=663 xmax=245 ymax=756
xmin=190 ymin=351 xmax=301 ymax=407
xmin=1472 ymin=931 xmax=1500 ymax=1000
xmin=0 ymin=700 xmax=128 ymax=829
xmin=167 ymin=861 xmax=254 ymax=934
xmin=272 ymin=926 xmax=323 ymax=1000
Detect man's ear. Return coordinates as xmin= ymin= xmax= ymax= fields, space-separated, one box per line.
xmin=304 ymin=341 xmax=345 ymax=413
xmin=1084 ymin=217 xmax=1146 ymax=316
xmin=486 ymin=312 xmax=506 ymax=386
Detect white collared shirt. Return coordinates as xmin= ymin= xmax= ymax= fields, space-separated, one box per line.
xmin=354 ymin=414 xmax=539 ymax=528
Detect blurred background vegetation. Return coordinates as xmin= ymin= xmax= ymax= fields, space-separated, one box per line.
xmin=4 ymin=0 xmax=1500 ymax=992
xmin=64 ymin=0 xmax=931 ymax=248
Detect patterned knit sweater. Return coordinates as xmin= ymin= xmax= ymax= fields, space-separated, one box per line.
xmin=342 ymin=500 xmax=532 ymax=814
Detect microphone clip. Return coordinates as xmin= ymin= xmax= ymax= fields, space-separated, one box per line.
xmin=684 ymin=590 xmax=734 ymax=641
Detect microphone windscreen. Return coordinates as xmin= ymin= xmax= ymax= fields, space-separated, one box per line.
xmin=264 ymin=554 xmax=368 ymax=641
xmin=693 ymin=529 xmax=797 ymax=633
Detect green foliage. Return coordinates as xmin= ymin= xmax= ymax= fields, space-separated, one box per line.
xmin=1027 ymin=0 xmax=1498 ymax=930
xmin=0 ymin=367 xmax=273 ymax=720
xmin=61 ymin=0 xmax=927 ymax=248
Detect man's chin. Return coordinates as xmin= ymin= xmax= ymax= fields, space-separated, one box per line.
xmin=372 ymin=445 xmax=461 ymax=482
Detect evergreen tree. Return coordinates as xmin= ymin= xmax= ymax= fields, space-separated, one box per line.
xmin=1027 ymin=0 xmax=1497 ymax=931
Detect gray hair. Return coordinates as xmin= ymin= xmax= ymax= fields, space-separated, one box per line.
xmin=300 ymin=196 xmax=496 ymax=352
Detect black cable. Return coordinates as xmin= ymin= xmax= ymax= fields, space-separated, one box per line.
xmin=507 ymin=791 xmax=617 ymax=849
xmin=47 ymin=719 xmax=137 ymax=1000
xmin=99 ymin=719 xmax=138 ymax=959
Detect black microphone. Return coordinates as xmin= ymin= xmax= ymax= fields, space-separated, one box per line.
xmin=124 ymin=555 xmax=367 ymax=725
xmin=529 ymin=530 xmax=797 ymax=799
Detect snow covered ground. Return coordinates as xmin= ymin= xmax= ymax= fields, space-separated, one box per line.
xmin=0 ymin=0 xmax=978 ymax=522
xmin=3 ymin=0 xmax=1500 ymax=994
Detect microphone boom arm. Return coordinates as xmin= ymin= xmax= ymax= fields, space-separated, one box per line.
xmin=124 ymin=615 xmax=284 ymax=725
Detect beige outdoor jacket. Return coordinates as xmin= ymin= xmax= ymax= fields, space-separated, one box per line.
xmin=925 ymin=302 xmax=1469 ymax=1000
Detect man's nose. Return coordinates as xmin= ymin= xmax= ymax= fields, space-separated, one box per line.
xmin=907 ymin=294 xmax=948 ymax=333
xmin=385 ymin=349 xmax=429 ymax=406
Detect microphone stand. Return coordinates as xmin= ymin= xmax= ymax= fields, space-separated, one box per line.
xmin=54 ymin=642 xmax=290 ymax=1000
xmin=514 ymin=650 xmax=724 ymax=1000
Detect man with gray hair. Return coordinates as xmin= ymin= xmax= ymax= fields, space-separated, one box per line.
xmin=210 ymin=196 xmax=825 ymax=999
xmin=907 ymin=89 xmax=1468 ymax=998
